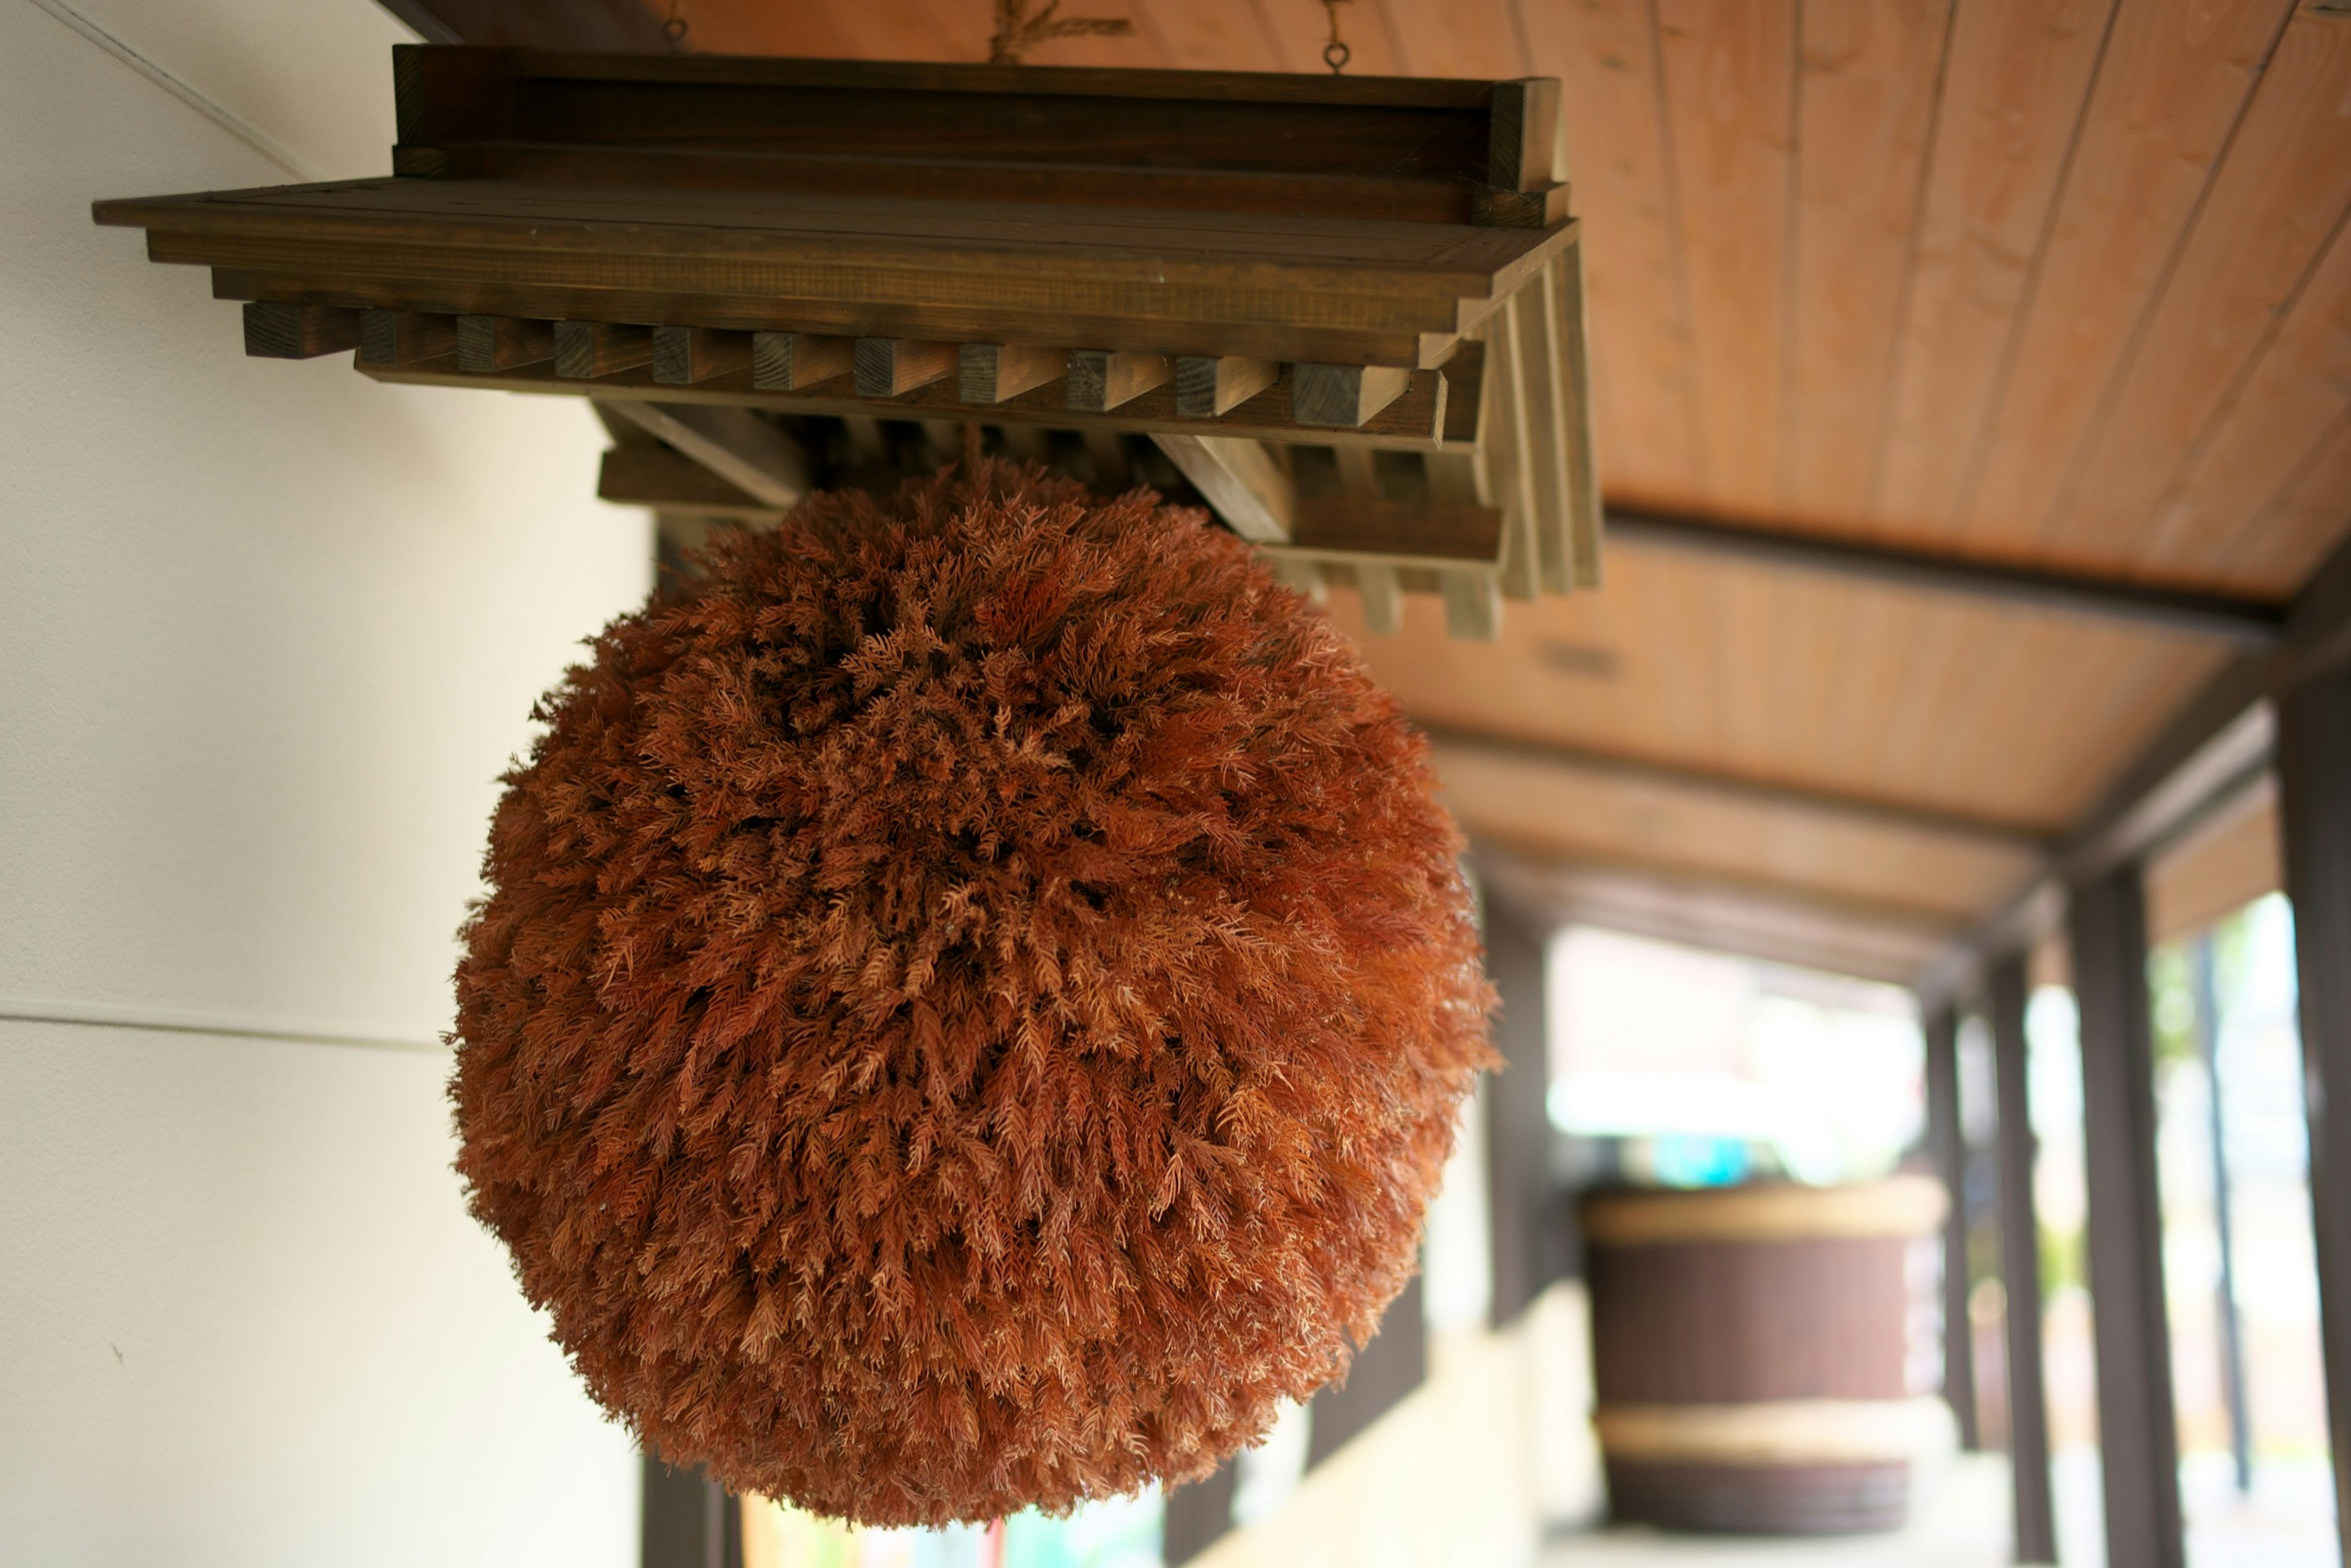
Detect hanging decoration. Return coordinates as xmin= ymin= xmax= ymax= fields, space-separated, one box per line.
xmin=91 ymin=45 xmax=1599 ymax=639
xmin=451 ymin=461 xmax=1494 ymax=1523
xmin=1321 ymin=0 xmax=1353 ymax=73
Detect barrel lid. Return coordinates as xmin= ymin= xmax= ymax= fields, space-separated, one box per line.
xmin=1581 ymin=1174 xmax=1947 ymax=1246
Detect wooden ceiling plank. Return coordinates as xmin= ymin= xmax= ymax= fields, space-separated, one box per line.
xmin=1654 ymin=0 xmax=1799 ymax=511
xmin=2030 ymin=8 xmax=2351 ymax=568
xmin=1783 ymin=0 xmax=1952 ymax=527
xmin=2224 ymin=404 xmax=2351 ymax=592
xmin=2136 ymin=208 xmax=2351 ymax=594
xmin=1127 ymin=0 xmax=1275 ymax=71
xmin=1521 ymin=0 xmax=1703 ymax=513
xmin=1955 ymin=0 xmax=2298 ymax=562
xmin=1378 ymin=0 xmax=1528 ymax=79
xmin=1255 ymin=0 xmax=1406 ymax=75
xmin=1870 ymin=0 xmax=2117 ymax=536
xmin=1017 ymin=0 xmax=1161 ymax=68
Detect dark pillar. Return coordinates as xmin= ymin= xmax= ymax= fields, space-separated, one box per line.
xmin=1923 ymin=1002 xmax=1981 ymax=1450
xmin=1307 ymin=1275 xmax=1427 ymax=1467
xmin=2190 ymin=932 xmax=2254 ymax=1495
xmin=1987 ymin=953 xmax=2058 ymax=1563
xmin=1483 ymin=891 xmax=1572 ymax=1325
xmin=1161 ymin=1465 xmax=1238 ymax=1566
xmin=2067 ymin=868 xmax=2184 ymax=1568
xmin=641 ymin=1458 xmax=740 ymax=1568
xmin=2278 ymin=656 xmax=2351 ymax=1564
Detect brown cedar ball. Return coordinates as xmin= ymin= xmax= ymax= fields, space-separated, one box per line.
xmin=450 ymin=460 xmax=1494 ymax=1527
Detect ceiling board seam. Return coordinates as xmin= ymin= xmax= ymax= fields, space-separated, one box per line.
xmin=1122 ymin=0 xmax=1179 ymax=69
xmin=2013 ymin=0 xmax=2303 ymax=554
xmin=1940 ymin=0 xmax=2129 ymax=537
xmin=2211 ymin=393 xmax=2351 ymax=585
xmin=2124 ymin=193 xmax=2351 ymax=568
xmin=1859 ymin=0 xmax=1963 ymax=520
xmin=1646 ymin=0 xmax=1709 ymax=497
xmin=1368 ymin=0 xmax=1412 ymax=74
xmin=1776 ymin=0 xmax=1806 ymax=512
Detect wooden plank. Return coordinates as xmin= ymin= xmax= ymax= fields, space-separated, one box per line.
xmin=1654 ymin=0 xmax=1798 ymax=511
xmin=1289 ymin=499 xmax=1505 ymax=566
xmin=959 ymin=343 xmax=1063 ymax=404
xmin=1521 ymin=0 xmax=1701 ymax=511
xmin=1175 ymin=354 xmax=1277 ymax=418
xmin=853 ymin=336 xmax=954 ymax=396
xmin=242 ymin=301 xmax=356 ymax=358
xmin=653 ymin=325 xmax=751 ymax=384
xmin=1294 ymin=363 xmax=1412 ymax=428
xmin=357 ymin=308 xmax=455 ymax=367
xmin=598 ymin=445 xmax=782 ymax=520
xmin=1268 ymin=553 xmax=1327 ymax=604
xmin=360 ymin=350 xmax=1458 ymax=448
xmin=554 ymin=320 xmax=651 ymax=378
xmin=594 ymin=399 xmax=810 ymax=509
xmin=1987 ymin=952 xmax=2060 ymax=1566
xmin=1959 ymin=0 xmax=2298 ymax=559
xmin=1872 ymin=0 xmax=2116 ymax=535
xmin=1511 ymin=264 xmax=1575 ymax=593
xmin=2033 ymin=8 xmax=2351 ymax=571
xmin=1488 ymin=79 xmax=1562 ymax=192
xmin=751 ymin=331 xmax=852 ymax=391
xmin=1149 ymin=433 xmax=1292 ymax=542
xmin=456 ymin=313 xmax=552 ymax=371
xmin=1440 ymin=565 xmax=1502 ymax=640
xmin=1555 ymin=244 xmax=1603 ymax=588
xmin=1066 ymin=349 xmax=1171 ymax=412
xmin=1784 ymin=0 xmax=1952 ymax=529
xmin=1922 ymin=1003 xmax=1981 ymax=1449
xmin=1479 ymin=306 xmax=1540 ymax=601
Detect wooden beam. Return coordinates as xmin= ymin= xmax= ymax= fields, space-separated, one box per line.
xmin=1987 ymin=951 xmax=2059 ymax=1566
xmin=1148 ymin=433 xmax=1292 ymax=543
xmin=653 ymin=327 xmax=750 ymax=385
xmin=554 ymin=321 xmax=651 ymax=380
xmin=1607 ymin=506 xmax=2289 ymax=648
xmin=242 ymin=302 xmax=357 ymax=359
xmin=1175 ymin=355 xmax=1278 ymax=418
xmin=598 ymin=446 xmax=781 ymax=522
xmin=358 ymin=309 xmax=456 ymax=367
xmin=1487 ymin=78 xmax=1561 ymax=192
xmin=1355 ymin=561 xmax=1403 ymax=635
xmin=456 ymin=313 xmax=551 ymax=372
xmin=1067 ymin=350 xmax=1171 ymax=413
xmin=1438 ymin=565 xmax=1499 ymax=640
xmin=959 ymin=343 xmax=1063 ymax=405
xmin=853 ymin=337 xmax=954 ymax=397
xmin=369 ymin=0 xmax=667 ymax=48
xmin=1294 ymin=364 xmax=1413 ymax=429
xmin=2068 ymin=867 xmax=2184 ymax=1568
xmin=2278 ymin=654 xmax=2351 ymax=1564
xmin=751 ymin=331 xmax=851 ymax=392
xmin=594 ymin=399 xmax=808 ymax=511
xmin=1921 ymin=1003 xmax=1980 ymax=1452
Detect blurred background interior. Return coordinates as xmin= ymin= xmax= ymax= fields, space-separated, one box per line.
xmin=6 ymin=1 xmax=2350 ymax=1566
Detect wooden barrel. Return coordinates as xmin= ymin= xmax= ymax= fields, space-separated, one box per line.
xmin=1582 ymin=1176 xmax=1952 ymax=1534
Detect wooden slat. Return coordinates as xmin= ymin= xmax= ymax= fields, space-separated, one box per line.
xmin=2143 ymin=217 xmax=2351 ymax=594
xmin=2033 ymin=8 xmax=2351 ymax=570
xmin=1872 ymin=0 xmax=2116 ymax=532
xmin=1479 ymin=306 xmax=1540 ymax=601
xmin=357 ymin=350 xmax=1461 ymax=447
xmin=1175 ymin=354 xmax=1278 ymax=418
xmin=853 ymin=336 xmax=954 ymax=396
xmin=358 ymin=308 xmax=455 ymax=366
xmin=598 ymin=445 xmax=782 ymax=520
xmin=1489 ymin=80 xmax=1563 ymax=192
xmin=1555 ymin=244 xmax=1603 ymax=588
xmin=456 ymin=312 xmax=552 ymax=371
xmin=1958 ymin=0 xmax=2298 ymax=558
xmin=594 ymin=399 xmax=811 ymax=509
xmin=1510 ymin=262 xmax=1575 ymax=593
xmin=1523 ymin=0 xmax=1701 ymax=512
xmin=1149 ymin=433 xmax=1293 ymax=542
xmin=1654 ymin=0 xmax=1797 ymax=509
xmin=1288 ymin=499 xmax=1505 ymax=565
xmin=1067 ymin=349 xmax=1171 ymax=412
xmin=1783 ymin=0 xmax=1951 ymax=528
xmin=242 ymin=301 xmax=357 ymax=358
xmin=2222 ymin=405 xmax=2351 ymax=594
xmin=555 ymin=320 xmax=651 ymax=378
xmin=653 ymin=325 xmax=751 ymax=384
xmin=1357 ymin=561 xmax=1404 ymax=636
xmin=1294 ymin=364 xmax=1413 ymax=428
xmin=751 ymin=331 xmax=852 ymax=391
xmin=959 ymin=342 xmax=1064 ymax=404
xmin=1440 ymin=565 xmax=1502 ymax=640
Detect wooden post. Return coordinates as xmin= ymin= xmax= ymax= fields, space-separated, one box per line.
xmin=1987 ymin=953 xmax=2058 ymax=1564
xmin=2067 ymin=866 xmax=2185 ymax=1568
xmin=1161 ymin=1465 xmax=1237 ymax=1566
xmin=640 ymin=1457 xmax=740 ymax=1568
xmin=2278 ymin=655 xmax=2351 ymax=1565
xmin=1922 ymin=1002 xmax=1980 ymax=1452
xmin=1483 ymin=890 xmax=1567 ymax=1325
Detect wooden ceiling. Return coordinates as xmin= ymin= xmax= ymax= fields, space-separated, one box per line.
xmin=478 ymin=0 xmax=2351 ymax=981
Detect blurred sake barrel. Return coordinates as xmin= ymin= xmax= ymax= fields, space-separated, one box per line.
xmin=1583 ymin=1176 xmax=1952 ymax=1534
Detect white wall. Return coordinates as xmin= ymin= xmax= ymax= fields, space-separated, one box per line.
xmin=1 ymin=2 xmax=652 ymax=1563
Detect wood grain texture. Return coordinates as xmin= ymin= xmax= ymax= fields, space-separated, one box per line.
xmin=959 ymin=342 xmax=1064 ymax=404
xmin=2034 ymin=8 xmax=2351 ymax=569
xmin=853 ymin=336 xmax=955 ymax=396
xmin=1871 ymin=0 xmax=2115 ymax=534
xmin=1654 ymin=0 xmax=1799 ymax=510
xmin=1174 ymin=354 xmax=1278 ymax=418
xmin=456 ymin=312 xmax=552 ymax=370
xmin=750 ymin=331 xmax=852 ymax=391
xmin=654 ymin=325 xmax=751 ymax=384
xmin=1958 ymin=0 xmax=2297 ymax=558
xmin=358 ymin=308 xmax=456 ymax=366
xmin=1783 ymin=0 xmax=1951 ymax=528
xmin=1294 ymin=363 xmax=1413 ymax=427
xmin=1148 ymin=433 xmax=1293 ymax=542
xmin=1065 ymin=349 xmax=1171 ymax=412
xmin=242 ymin=301 xmax=358 ymax=358
xmin=555 ymin=319 xmax=651 ymax=378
